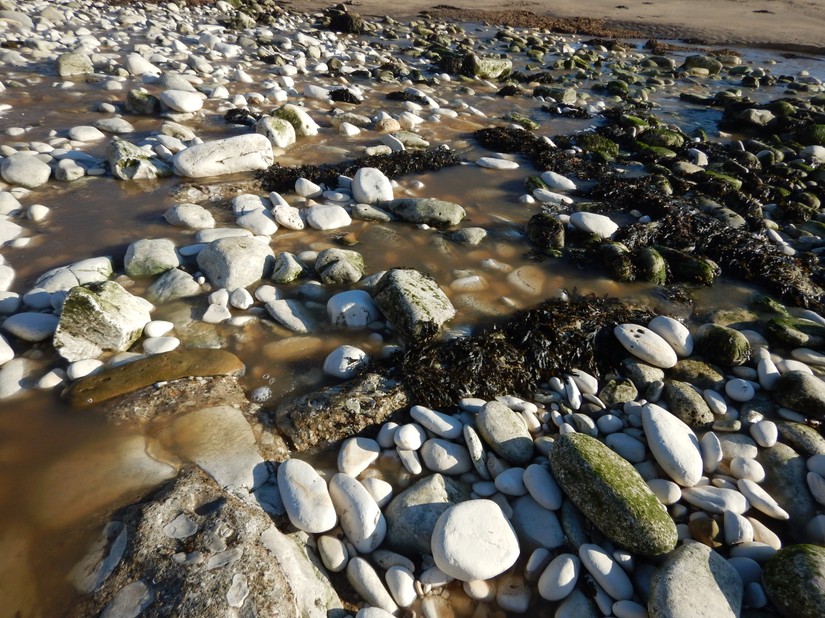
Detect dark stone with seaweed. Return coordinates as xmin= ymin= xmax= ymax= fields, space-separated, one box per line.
xmin=526 ymin=213 xmax=565 ymax=253
xmin=257 ymin=147 xmax=462 ymax=193
xmin=224 ymin=107 xmax=260 ymax=126
xmin=329 ymin=89 xmax=360 ymax=104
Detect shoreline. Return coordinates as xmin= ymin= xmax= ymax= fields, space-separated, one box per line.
xmin=284 ymin=0 xmax=825 ymax=56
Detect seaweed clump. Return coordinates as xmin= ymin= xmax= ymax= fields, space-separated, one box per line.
xmin=257 ymin=147 xmax=463 ymax=193
xmin=399 ymin=295 xmax=653 ymax=408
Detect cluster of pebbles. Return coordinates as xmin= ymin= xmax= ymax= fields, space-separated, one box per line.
xmin=0 ymin=0 xmax=824 ymax=616
xmin=276 ymin=311 xmax=825 ymax=617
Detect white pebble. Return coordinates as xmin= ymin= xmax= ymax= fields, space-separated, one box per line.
xmin=579 ymin=543 xmax=633 ymax=601
xmin=725 ymin=378 xmax=755 ymax=402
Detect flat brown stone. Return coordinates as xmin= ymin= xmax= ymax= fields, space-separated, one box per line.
xmin=62 ymin=348 xmax=245 ymax=408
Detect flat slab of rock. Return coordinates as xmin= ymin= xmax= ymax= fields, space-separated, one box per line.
xmin=550 ymin=433 xmax=677 ymax=557
xmin=62 ymin=349 xmax=245 ymax=408
xmin=373 ymin=268 xmax=456 ymax=340
xmin=66 ymin=467 xmax=346 ymax=618
xmin=275 ymin=373 xmax=408 ymax=452
xmin=648 ymin=542 xmax=742 ymax=618
xmin=173 ymin=134 xmax=274 ymax=178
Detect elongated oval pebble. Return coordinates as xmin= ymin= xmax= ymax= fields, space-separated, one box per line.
xmin=523 ymin=463 xmax=563 ymax=510
xmin=538 ymin=553 xmax=580 ymax=601
xmin=329 ymin=473 xmax=386 ymax=554
xmin=277 ymin=459 xmax=337 ymax=533
xmin=317 ymin=534 xmax=348 ymax=572
xmin=736 ymin=479 xmax=789 ymax=519
xmin=410 ymin=404 xmax=463 ymax=439
xmin=614 ymin=324 xmax=677 ymax=369
xmin=385 ymin=566 xmax=416 ymax=608
xmin=758 ymin=357 xmax=780 ymax=390
xmin=724 ymin=510 xmax=754 ymax=545
xmin=750 ymin=420 xmax=777 ymax=448
xmin=703 ymin=389 xmax=727 ymax=416
xmin=809 ymin=454 xmax=825 ymax=476
xmin=642 ymin=403 xmax=703 ymax=486
xmin=347 ymin=557 xmax=398 ymax=614
xmin=648 ymin=315 xmax=693 ymax=357
xmin=700 ymin=431 xmax=723 ymax=473
xmin=646 ymin=478 xmax=681 ymax=505
xmin=579 ymin=543 xmax=633 ymax=601
xmin=730 ymin=457 xmax=765 ymax=482
xmin=681 ymin=485 xmax=750 ymax=514
xmin=806 ymin=471 xmax=825 ymax=506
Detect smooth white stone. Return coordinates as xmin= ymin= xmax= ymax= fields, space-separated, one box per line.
xmin=271 ymin=202 xmax=305 ymax=230
xmin=67 ymin=359 xmax=103 ymax=380
xmin=464 ymin=579 xmax=496 ymax=602
xmin=229 ymin=288 xmax=253 ymax=310
xmin=749 ymin=420 xmax=777 ymax=448
xmin=277 ymin=459 xmax=337 ymax=533
xmin=702 ymin=388 xmax=727 ymax=416
xmin=646 ymin=478 xmax=681 ymax=505
xmin=202 ymin=303 xmax=231 ymax=324
xmin=329 ymin=473 xmax=386 ymax=554
xmin=724 ymin=510 xmax=754 ymax=545
xmin=725 ymin=378 xmax=755 ymax=402
xmin=323 ymin=345 xmax=368 ymax=379
xmin=757 ymin=357 xmax=781 ymax=390
xmin=397 ymin=448 xmax=422 ymax=475
xmin=394 ymin=423 xmax=427 ymax=450
xmin=144 ymin=320 xmax=173 ymax=338
xmin=347 ymin=557 xmax=398 ymax=614
xmin=570 ymin=211 xmax=618 ymax=238
xmin=533 ymin=188 xmax=573 ymax=204
xmin=700 ymin=431 xmax=723 ymax=473
xmin=540 ymin=170 xmax=577 ymax=191
xmin=579 ymin=543 xmax=633 ymax=601
xmin=613 ymin=600 xmax=648 ymax=618
xmin=317 ymin=534 xmax=348 ymax=572
xmin=419 ymin=438 xmax=472 ymax=475
xmin=776 ymin=359 xmax=814 ymax=375
xmin=160 ymin=90 xmax=204 ymax=113
xmin=808 ymin=454 xmax=825 ymax=477
xmin=376 ymin=422 xmax=399 ymax=448
xmin=295 ymin=178 xmax=323 ymax=198
xmin=642 ymin=403 xmax=703 ymax=486
xmin=0 ymin=333 xmax=13 ymax=366
xmin=410 ymin=404 xmax=463 ymax=440
xmin=476 ymin=156 xmax=519 ymax=170
xmin=648 ymin=315 xmax=693 ymax=357
xmin=1 ymin=312 xmax=58 ymax=342
xmin=730 ymin=457 xmax=765 ymax=482
xmin=597 ymin=414 xmax=624 ymax=434
xmin=431 ymin=499 xmax=519 ymax=581
xmin=791 ymin=347 xmax=825 ymax=365
xmin=372 ymin=549 xmax=415 ymax=573
xmin=736 ymin=479 xmax=789 ymax=519
xmin=605 ymin=432 xmax=646 ymax=463
xmin=807 ymin=472 xmax=825 ymax=506
xmin=385 ymin=566 xmax=416 ymax=608
xmin=523 ymin=463 xmax=563 ymax=510
xmin=306 ymin=204 xmax=352 ymax=230
xmin=361 ymin=477 xmax=393 ymax=509
xmin=496 ymin=574 xmax=530 ymax=613
xmin=337 ymin=436 xmax=380 ymax=477
xmin=143 ymin=336 xmax=180 ymax=355
xmin=494 ymin=467 xmax=528 ymax=496
xmin=352 ymin=167 xmax=393 ymax=204
xmin=614 ymin=324 xmax=678 ymax=368
xmin=537 ymin=553 xmax=580 ymax=601
xmin=173 ymin=134 xmax=273 ymax=178
xmin=420 ymin=565 xmax=453 ymax=587
xmin=327 ymin=290 xmax=378 ymax=328
xmin=236 ymin=209 xmax=277 ymax=236
xmin=681 ymin=485 xmax=750 ymax=514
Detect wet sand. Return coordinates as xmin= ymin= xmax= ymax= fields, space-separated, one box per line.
xmin=287 ymin=0 xmax=825 ymax=53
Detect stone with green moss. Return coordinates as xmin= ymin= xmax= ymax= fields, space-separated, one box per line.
xmin=656 ymin=246 xmax=719 ymax=285
xmin=799 ymin=124 xmax=825 ymax=146
xmin=314 ymin=248 xmax=365 ymax=285
xmin=669 ymin=359 xmax=726 ymax=390
xmin=524 ymin=175 xmax=549 ymax=193
xmin=763 ymin=545 xmax=825 ymax=618
xmin=772 ymin=371 xmax=825 ymax=420
xmin=600 ymin=242 xmax=635 ymax=281
xmin=694 ymin=323 xmax=751 ymax=366
xmin=702 ymin=170 xmax=743 ymax=191
xmin=533 ymin=86 xmax=577 ymax=105
xmin=682 ymin=55 xmax=723 ymax=74
xmin=776 ymin=421 xmax=825 ymax=456
xmin=54 ymin=281 xmax=153 ymax=362
xmin=526 ymin=213 xmax=565 ymax=253
xmin=639 ymin=128 xmax=685 ymax=149
xmin=632 ymin=247 xmax=667 ymax=284
xmin=125 ymin=88 xmax=160 ymax=115
xmin=468 ymin=55 xmax=512 ymax=80
xmin=577 ymin=133 xmax=619 ymax=161
xmin=373 ymin=268 xmax=456 ymax=341
xmin=766 ymin=316 xmax=825 ymax=349
xmin=503 ymin=112 xmax=538 ymax=131
xmin=549 ymin=433 xmax=677 ymax=557
xmin=387 ymin=198 xmax=466 ymax=228
xmin=663 ymin=380 xmax=714 ymax=427
xmin=598 ymin=379 xmax=638 ymax=406
xmin=749 ymin=294 xmax=789 ymax=316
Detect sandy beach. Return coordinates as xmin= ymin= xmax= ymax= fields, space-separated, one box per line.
xmin=287 ymin=0 xmax=825 ymax=53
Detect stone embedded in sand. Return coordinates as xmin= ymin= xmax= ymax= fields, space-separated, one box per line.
xmin=53 ymin=281 xmax=153 ymax=362
xmin=62 ymin=348 xmax=245 ymax=407
xmin=172 ymin=134 xmax=274 ymax=178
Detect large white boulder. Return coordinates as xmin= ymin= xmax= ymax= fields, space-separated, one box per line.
xmin=173 ymin=134 xmax=274 ymax=178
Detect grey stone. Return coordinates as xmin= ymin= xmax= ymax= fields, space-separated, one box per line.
xmin=757 ymin=442 xmax=817 ymax=540
xmin=510 ymin=495 xmax=566 ymax=550
xmin=68 ymin=522 xmax=128 ymax=594
xmin=0 ymin=153 xmax=51 ymax=189
xmin=648 ymin=543 xmax=742 ymax=618
xmin=66 ymin=467 xmax=345 ymax=618
xmin=772 ymin=371 xmax=825 ymax=420
xmin=386 ymin=198 xmax=466 ymax=228
xmin=56 ymin=51 xmax=93 ymax=77
xmin=475 ymin=400 xmax=534 ymax=466
xmin=384 ymin=474 xmax=470 ymax=555
xmin=663 ymin=380 xmax=714 ymax=427
xmin=124 ymin=239 xmax=179 ymax=277
xmin=125 ymin=89 xmax=160 ymax=115
xmin=315 ymin=248 xmax=365 ymax=285
xmin=53 ymin=281 xmax=153 ymax=362
xmin=107 ymin=139 xmax=172 ymax=180
xmin=145 ymin=268 xmax=201 ymax=304
xmin=271 ymin=252 xmax=308 ymax=284
xmin=164 ymin=203 xmax=215 ymax=229
xmin=373 ymin=268 xmax=456 ymax=340
xmin=197 ymin=237 xmax=274 ymax=290
xmin=694 ymin=323 xmax=751 ymax=366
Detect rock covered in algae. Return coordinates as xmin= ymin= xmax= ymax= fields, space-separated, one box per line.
xmin=763 ymin=544 xmax=825 ymax=618
xmin=549 ymin=433 xmax=677 ymax=557
xmin=648 ymin=542 xmax=742 ymax=618
xmin=373 ymin=268 xmax=456 ymax=341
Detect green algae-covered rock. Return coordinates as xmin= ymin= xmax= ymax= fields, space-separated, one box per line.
xmin=577 ymin=133 xmax=619 ymax=161
xmin=663 ymin=380 xmax=714 ymax=427
xmin=682 ymin=55 xmax=723 ymax=75
xmin=763 ymin=545 xmax=825 ymax=618
xmin=468 ymin=55 xmax=512 ymax=79
xmin=649 ymin=543 xmax=742 ymax=618
xmin=766 ymin=316 xmax=825 ymax=349
xmin=633 ymin=246 xmax=667 ymax=284
xmin=386 ymin=198 xmax=466 ymax=228
xmin=600 ymin=242 xmax=635 ymax=282
xmin=799 ymin=124 xmax=825 ymax=146
xmin=640 ymin=128 xmax=685 ymax=149
xmin=526 ymin=212 xmax=564 ymax=254
xmin=694 ymin=323 xmax=751 ymax=366
xmin=656 ymin=246 xmax=719 ymax=286
xmin=549 ymin=433 xmax=677 ymax=557
xmin=776 ymin=421 xmax=825 ymax=456
xmin=772 ymin=371 xmax=825 ymax=420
